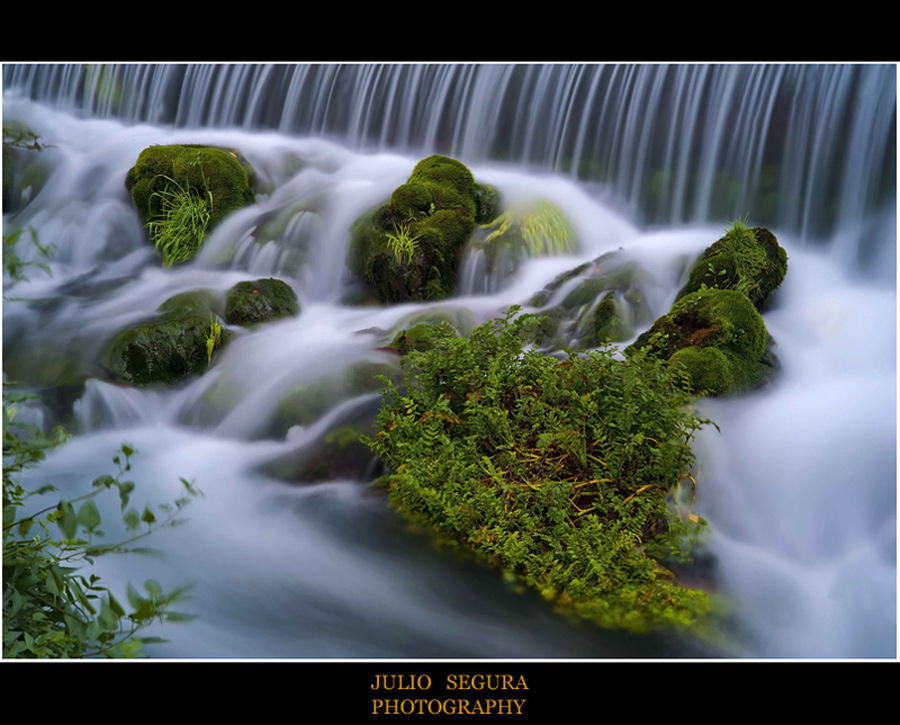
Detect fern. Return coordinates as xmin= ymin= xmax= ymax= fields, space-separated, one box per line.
xmin=365 ymin=307 xmax=715 ymax=634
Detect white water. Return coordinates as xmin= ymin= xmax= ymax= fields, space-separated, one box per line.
xmin=2 ymin=67 xmax=896 ymax=659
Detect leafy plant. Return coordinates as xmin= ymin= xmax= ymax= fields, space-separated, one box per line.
xmin=2 ymin=387 xmax=202 ymax=658
xmin=3 ymin=227 xmax=55 ymax=296
xmin=364 ymin=307 xmax=716 ymax=634
xmin=3 ymin=123 xmax=51 ymax=152
xmin=145 ymin=173 xmax=213 ymax=268
xmin=385 ymin=221 xmax=421 ymax=265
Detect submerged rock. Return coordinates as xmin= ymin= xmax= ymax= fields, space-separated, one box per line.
xmin=526 ymin=251 xmax=657 ymax=349
xmin=263 ymin=395 xmax=382 ymax=484
xmin=271 ymin=358 xmax=401 ymax=436
xmin=347 ymin=155 xmax=501 ymax=303
xmin=125 ymin=144 xmax=256 ymax=267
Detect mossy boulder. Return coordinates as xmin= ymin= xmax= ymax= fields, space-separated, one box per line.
xmin=224 ymin=278 xmax=299 ymax=326
xmin=626 ymin=288 xmax=777 ymax=396
xmin=125 ymin=144 xmax=256 ymax=266
xmin=675 ymin=223 xmax=787 ymax=310
xmin=347 ymin=155 xmax=501 ymax=303
xmin=103 ymin=290 xmax=231 ymax=386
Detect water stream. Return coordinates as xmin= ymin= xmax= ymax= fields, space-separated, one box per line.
xmin=2 ymin=63 xmax=895 ymax=659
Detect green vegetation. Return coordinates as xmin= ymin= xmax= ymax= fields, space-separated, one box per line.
xmin=3 ymin=390 xmax=200 ymax=657
xmin=145 ymin=174 xmax=213 ymax=268
xmin=348 ymin=155 xmax=501 ymax=303
xmin=2 ymin=226 xmax=54 ymax=295
xmin=3 ymin=123 xmax=53 ymax=212
xmin=364 ymin=308 xmax=715 ymax=634
xmin=3 ymin=229 xmax=201 ymax=658
xmin=675 ymin=218 xmax=788 ymax=310
xmin=206 ymin=314 xmax=224 ymax=367
xmin=125 ymin=144 xmax=255 ymax=267
xmin=385 ymin=221 xmax=422 ymax=265
xmin=224 ymin=277 xmax=299 ymax=326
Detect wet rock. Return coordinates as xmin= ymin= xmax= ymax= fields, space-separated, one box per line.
xmin=103 ymin=290 xmax=231 ymax=386
xmin=224 ymin=277 xmax=299 ymax=326
xmin=674 ymin=223 xmax=788 ymax=311
xmin=347 ymin=155 xmax=501 ymax=303
xmin=125 ymin=144 xmax=256 ymax=266
xmin=626 ymin=288 xmax=778 ymax=396
xmin=526 ymin=251 xmax=657 ymax=349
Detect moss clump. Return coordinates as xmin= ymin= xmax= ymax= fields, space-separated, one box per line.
xmin=675 ymin=221 xmax=788 ymax=310
xmin=347 ymin=155 xmax=501 ymax=303
xmin=627 ymin=288 xmax=776 ymax=396
xmin=365 ymin=308 xmax=715 ymax=635
xmin=466 ymin=198 xmax=577 ymax=279
xmin=104 ymin=291 xmax=231 ymax=386
xmin=224 ymin=278 xmax=299 ymax=326
xmin=125 ymin=144 xmax=255 ymax=266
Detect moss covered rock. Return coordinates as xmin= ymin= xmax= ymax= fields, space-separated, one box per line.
xmin=626 ymin=288 xmax=777 ymax=396
xmin=224 ymin=278 xmax=299 ymax=326
xmin=103 ymin=290 xmax=231 ymax=386
xmin=125 ymin=144 xmax=256 ymax=266
xmin=347 ymin=155 xmax=501 ymax=303
xmin=675 ymin=222 xmax=788 ymax=310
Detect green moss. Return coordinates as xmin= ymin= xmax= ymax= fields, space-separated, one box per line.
xmin=224 ymin=278 xmax=299 ymax=326
xmin=467 ymin=199 xmax=578 ymax=280
xmin=675 ymin=221 xmax=788 ymax=310
xmin=125 ymin=144 xmax=255 ymax=266
xmin=103 ymin=290 xmax=232 ymax=386
xmin=347 ymin=155 xmax=501 ymax=303
xmin=627 ymin=288 xmax=775 ymax=396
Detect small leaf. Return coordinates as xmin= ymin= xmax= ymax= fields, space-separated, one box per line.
xmin=141 ymin=507 xmax=156 ymax=526
xmin=56 ymin=501 xmax=78 ymax=540
xmin=123 ymin=507 xmax=141 ymax=531
xmin=118 ymin=480 xmax=135 ymax=511
xmin=77 ymin=499 xmax=103 ymax=533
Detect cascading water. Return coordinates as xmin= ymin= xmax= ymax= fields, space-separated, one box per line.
xmin=2 ymin=63 xmax=895 ymax=659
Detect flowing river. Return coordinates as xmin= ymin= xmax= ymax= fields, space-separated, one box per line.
xmin=2 ymin=63 xmax=895 ymax=659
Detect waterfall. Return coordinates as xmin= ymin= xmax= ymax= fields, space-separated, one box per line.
xmin=4 ymin=63 xmax=895 ymax=270
xmin=2 ymin=62 xmax=895 ymax=660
